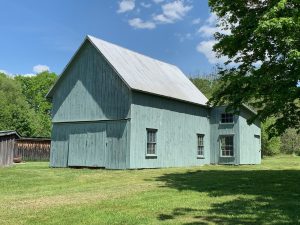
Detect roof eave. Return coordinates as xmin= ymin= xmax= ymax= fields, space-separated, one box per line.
xmin=132 ymin=89 xmax=208 ymax=107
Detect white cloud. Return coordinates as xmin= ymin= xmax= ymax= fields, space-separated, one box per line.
xmin=0 ymin=69 xmax=11 ymax=75
xmin=198 ymin=25 xmax=220 ymax=38
xmin=128 ymin=18 xmax=156 ymax=29
xmin=141 ymin=2 xmax=151 ymax=8
xmin=196 ymin=40 xmax=228 ymax=64
xmin=153 ymin=0 xmax=193 ymax=24
xmin=198 ymin=13 xmax=230 ymax=38
xmin=117 ymin=0 xmax=135 ymax=13
xmin=206 ymin=12 xmax=218 ymax=26
xmin=23 ymin=73 xmax=36 ymax=77
xmin=152 ymin=0 xmax=164 ymax=3
xmin=192 ymin=18 xmax=201 ymax=25
xmin=0 ymin=69 xmax=35 ymax=77
xmin=196 ymin=13 xmax=232 ymax=65
xmin=153 ymin=14 xmax=173 ymax=24
xmin=175 ymin=32 xmax=193 ymax=42
xmin=33 ymin=65 xmax=50 ymax=73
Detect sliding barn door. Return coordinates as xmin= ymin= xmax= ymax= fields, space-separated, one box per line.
xmin=67 ymin=123 xmax=107 ymax=167
xmin=68 ymin=131 xmax=87 ymax=167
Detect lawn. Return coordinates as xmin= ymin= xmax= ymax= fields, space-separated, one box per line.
xmin=0 ymin=155 xmax=300 ymax=225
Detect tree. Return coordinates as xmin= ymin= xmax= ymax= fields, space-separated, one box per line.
xmin=261 ymin=117 xmax=282 ymax=156
xmin=191 ymin=77 xmax=221 ymax=99
xmin=208 ymin=0 xmax=300 ymax=136
xmin=281 ymin=128 xmax=300 ymax=155
xmin=0 ymin=73 xmax=35 ymax=136
xmin=15 ymin=71 xmax=57 ymax=137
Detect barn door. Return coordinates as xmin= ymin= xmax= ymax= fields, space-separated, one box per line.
xmin=67 ymin=123 xmax=107 ymax=167
xmin=68 ymin=132 xmax=87 ymax=167
xmin=85 ymin=123 xmax=106 ymax=167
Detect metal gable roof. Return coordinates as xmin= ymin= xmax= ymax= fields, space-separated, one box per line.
xmin=47 ymin=35 xmax=208 ymax=106
xmin=88 ymin=35 xmax=208 ymax=106
xmin=0 ymin=130 xmax=21 ymax=138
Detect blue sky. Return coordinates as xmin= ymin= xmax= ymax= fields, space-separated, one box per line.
xmin=0 ymin=0 xmax=224 ymax=77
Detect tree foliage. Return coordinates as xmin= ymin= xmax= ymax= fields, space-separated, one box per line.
xmin=190 ymin=77 xmax=221 ymax=99
xmin=0 ymin=72 xmax=56 ymax=137
xmin=261 ymin=117 xmax=282 ymax=156
xmin=15 ymin=72 xmax=57 ymax=137
xmin=281 ymin=128 xmax=300 ymax=155
xmin=208 ymin=0 xmax=300 ymax=136
xmin=0 ymin=73 xmax=35 ymax=136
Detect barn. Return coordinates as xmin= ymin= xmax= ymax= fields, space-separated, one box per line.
xmin=0 ymin=131 xmax=20 ymax=167
xmin=46 ymin=35 xmax=261 ymax=169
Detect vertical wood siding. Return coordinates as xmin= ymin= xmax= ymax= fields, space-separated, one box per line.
xmin=129 ymin=92 xmax=210 ymax=169
xmin=49 ymin=39 xmax=262 ymax=169
xmin=106 ymin=120 xmax=130 ymax=169
xmin=14 ymin=140 xmax=50 ymax=161
xmin=210 ymin=107 xmax=240 ymax=165
xmin=50 ymin=121 xmax=129 ymax=169
xmin=50 ymin=40 xmax=131 ymax=169
xmin=50 ymin=124 xmax=69 ymax=167
xmin=0 ymin=135 xmax=15 ymax=167
xmin=238 ymin=110 xmax=261 ymax=164
xmin=210 ymin=107 xmax=261 ymax=165
xmin=51 ymin=41 xmax=131 ymax=122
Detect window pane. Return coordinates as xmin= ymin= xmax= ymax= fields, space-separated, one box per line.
xmin=197 ymin=134 xmax=204 ymax=157
xmin=221 ymin=136 xmax=234 ymax=157
xmin=147 ymin=129 xmax=157 ymax=155
xmin=221 ymin=113 xmax=234 ymax=123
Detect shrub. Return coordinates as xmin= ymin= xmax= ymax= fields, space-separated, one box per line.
xmin=281 ymin=129 xmax=300 ymax=156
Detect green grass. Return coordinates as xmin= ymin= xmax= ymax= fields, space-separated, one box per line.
xmin=1 ymin=155 xmax=300 ymax=225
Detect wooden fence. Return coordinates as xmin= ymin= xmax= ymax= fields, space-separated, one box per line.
xmin=14 ymin=138 xmax=51 ymax=161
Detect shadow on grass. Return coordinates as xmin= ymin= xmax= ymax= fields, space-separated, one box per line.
xmin=155 ymin=170 xmax=300 ymax=224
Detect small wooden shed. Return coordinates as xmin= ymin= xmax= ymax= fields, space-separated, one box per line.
xmin=0 ymin=131 xmax=20 ymax=167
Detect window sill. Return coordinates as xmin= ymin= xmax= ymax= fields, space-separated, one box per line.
xmin=220 ymin=156 xmax=235 ymax=158
xmin=146 ymin=155 xmax=157 ymax=159
xmin=197 ymin=156 xmax=205 ymax=159
xmin=219 ymin=123 xmax=234 ymax=125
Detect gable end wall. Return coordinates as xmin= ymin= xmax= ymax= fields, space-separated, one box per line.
xmin=50 ymin=41 xmax=131 ymax=169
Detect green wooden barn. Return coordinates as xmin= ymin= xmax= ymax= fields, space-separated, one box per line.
xmin=46 ymin=35 xmax=261 ymax=169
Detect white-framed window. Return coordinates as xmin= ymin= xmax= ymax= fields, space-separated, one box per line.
xmin=221 ymin=113 xmax=234 ymax=123
xmin=146 ymin=129 xmax=157 ymax=156
xmin=220 ymin=135 xmax=234 ymax=157
xmin=197 ymin=134 xmax=204 ymax=158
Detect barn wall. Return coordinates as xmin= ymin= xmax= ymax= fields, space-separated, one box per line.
xmin=0 ymin=135 xmax=15 ymax=167
xmin=50 ymin=39 xmax=132 ymax=169
xmin=129 ymin=92 xmax=210 ymax=169
xmin=210 ymin=107 xmax=240 ymax=165
xmin=50 ymin=121 xmax=130 ymax=169
xmin=51 ymin=40 xmax=131 ymax=122
xmin=50 ymin=124 xmax=69 ymax=167
xmin=239 ymin=110 xmax=261 ymax=164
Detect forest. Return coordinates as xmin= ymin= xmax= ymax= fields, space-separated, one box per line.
xmin=0 ymin=71 xmax=299 ymax=156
